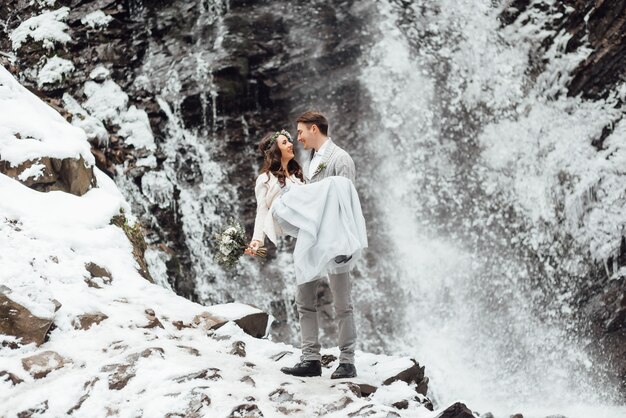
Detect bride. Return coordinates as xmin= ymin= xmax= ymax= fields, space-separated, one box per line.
xmin=247 ymin=129 xmax=368 ymax=285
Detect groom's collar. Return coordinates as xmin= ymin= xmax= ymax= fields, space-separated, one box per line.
xmin=315 ymin=137 xmax=331 ymax=156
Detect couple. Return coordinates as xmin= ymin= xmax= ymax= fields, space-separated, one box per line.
xmin=247 ymin=111 xmax=368 ymax=379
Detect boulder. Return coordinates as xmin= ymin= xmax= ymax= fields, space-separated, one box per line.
xmin=382 ymin=359 xmax=425 ymax=387
xmin=143 ymin=308 xmax=164 ymax=329
xmin=231 ymin=341 xmax=246 ymax=357
xmin=73 ymin=312 xmax=108 ymax=330
xmin=192 ymin=312 xmax=227 ymax=331
xmin=204 ymin=303 xmax=269 ymax=338
xmin=228 ymin=404 xmax=263 ymax=417
xmin=21 ymin=350 xmax=69 ymax=379
xmin=435 ymin=402 xmax=475 ymax=418
xmin=17 ymin=400 xmax=49 ymax=418
xmin=84 ymin=262 xmax=113 ymax=288
xmin=0 ymin=288 xmax=56 ymax=346
xmin=0 ymin=370 xmax=24 ymax=385
xmin=0 ymin=156 xmax=96 ymax=196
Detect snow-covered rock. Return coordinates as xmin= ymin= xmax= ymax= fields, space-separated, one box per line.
xmin=9 ymin=7 xmax=71 ymax=51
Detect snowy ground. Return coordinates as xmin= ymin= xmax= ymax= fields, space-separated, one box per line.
xmin=0 ymin=66 xmax=437 ymax=417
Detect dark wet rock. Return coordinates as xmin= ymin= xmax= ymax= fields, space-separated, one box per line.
xmin=143 ymin=308 xmax=164 ymax=329
xmin=240 ymin=375 xmax=255 ymax=386
xmin=232 ymin=311 xmax=268 ymax=339
xmin=270 ymin=350 xmax=293 ymax=361
xmin=392 ymin=400 xmax=409 ymax=409
xmin=231 ymin=340 xmax=246 ymax=357
xmin=17 ymin=400 xmax=49 ymax=418
xmin=511 ymin=414 xmax=524 ymax=418
xmin=66 ymin=377 xmax=99 ymax=415
xmin=165 ymin=389 xmax=211 ymax=418
xmin=22 ymin=351 xmax=69 ymax=379
xmin=174 ymin=368 xmax=221 ymax=384
xmin=348 ymin=405 xmax=375 ymax=417
xmin=0 ymin=370 xmax=24 ymax=385
xmin=73 ymin=312 xmax=108 ymax=330
xmin=343 ymin=382 xmax=377 ymax=398
xmin=322 ymin=396 xmax=353 ymax=413
xmin=84 ymin=262 xmax=113 ymax=288
xmin=0 ymin=156 xmax=97 ymax=196
xmin=228 ymin=403 xmax=263 ymax=417
xmin=382 ymin=359 xmax=426 ymax=388
xmin=321 ymin=353 xmax=338 ymax=368
xmin=268 ymin=388 xmax=294 ymax=403
xmin=0 ymin=288 xmax=55 ymax=346
xmin=192 ymin=312 xmax=227 ymax=331
xmin=434 ymin=402 xmax=474 ymax=418
xmin=177 ymin=345 xmax=200 ymax=356
xmin=416 ymin=376 xmax=429 ymax=396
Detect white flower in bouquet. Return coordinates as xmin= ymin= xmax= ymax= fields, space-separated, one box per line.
xmin=213 ymin=218 xmax=266 ymax=269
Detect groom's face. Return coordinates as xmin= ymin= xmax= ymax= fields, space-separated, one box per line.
xmin=297 ymin=122 xmax=313 ymax=150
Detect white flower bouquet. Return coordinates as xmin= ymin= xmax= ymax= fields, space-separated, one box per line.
xmin=214 ymin=219 xmax=266 ymax=269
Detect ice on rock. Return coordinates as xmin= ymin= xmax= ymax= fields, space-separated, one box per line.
xmin=81 ymin=10 xmax=113 ymax=29
xmin=10 ymin=7 xmax=71 ymax=50
xmin=37 ymin=56 xmax=74 ymax=87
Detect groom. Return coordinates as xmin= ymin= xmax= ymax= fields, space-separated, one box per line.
xmin=280 ymin=111 xmax=358 ymax=379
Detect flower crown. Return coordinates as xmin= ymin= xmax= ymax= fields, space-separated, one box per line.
xmin=265 ymin=130 xmax=293 ymax=150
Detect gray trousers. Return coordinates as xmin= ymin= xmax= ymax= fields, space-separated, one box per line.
xmin=296 ymin=272 xmax=356 ymax=364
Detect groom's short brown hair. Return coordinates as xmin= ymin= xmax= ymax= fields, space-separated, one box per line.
xmin=296 ymin=111 xmax=329 ymax=136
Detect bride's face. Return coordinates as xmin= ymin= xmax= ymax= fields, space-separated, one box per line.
xmin=277 ymin=135 xmax=294 ymax=160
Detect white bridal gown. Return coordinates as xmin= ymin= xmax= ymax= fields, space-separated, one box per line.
xmin=271 ymin=176 xmax=368 ymax=285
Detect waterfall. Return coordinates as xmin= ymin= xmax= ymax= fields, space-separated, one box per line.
xmin=357 ymin=1 xmax=625 ymax=416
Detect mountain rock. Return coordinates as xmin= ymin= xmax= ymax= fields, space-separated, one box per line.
xmin=0 ymin=287 xmax=57 ymax=346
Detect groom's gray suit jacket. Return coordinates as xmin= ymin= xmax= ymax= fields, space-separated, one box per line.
xmin=301 ymin=139 xmax=356 ymax=184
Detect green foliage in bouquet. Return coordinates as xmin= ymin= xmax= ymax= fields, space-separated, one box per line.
xmin=214 ymin=218 xmax=266 ymax=269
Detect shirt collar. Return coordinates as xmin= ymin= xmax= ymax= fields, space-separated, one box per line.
xmin=315 ymin=138 xmax=331 ymax=156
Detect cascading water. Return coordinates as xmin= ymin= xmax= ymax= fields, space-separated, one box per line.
xmin=357 ymin=1 xmax=626 ymax=416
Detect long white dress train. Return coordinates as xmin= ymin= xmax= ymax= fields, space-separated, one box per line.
xmin=271 ymin=176 xmax=368 ymax=285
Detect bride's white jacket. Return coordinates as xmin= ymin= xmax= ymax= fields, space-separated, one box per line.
xmin=252 ymin=172 xmax=303 ymax=245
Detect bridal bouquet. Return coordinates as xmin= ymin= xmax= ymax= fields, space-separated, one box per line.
xmin=214 ymin=219 xmax=266 ymax=269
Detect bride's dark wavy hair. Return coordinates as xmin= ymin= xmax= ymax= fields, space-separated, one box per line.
xmin=258 ymin=131 xmax=304 ymax=187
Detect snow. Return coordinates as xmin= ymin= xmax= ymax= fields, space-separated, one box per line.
xmin=17 ymin=163 xmax=45 ymax=182
xmin=207 ymin=302 xmax=264 ymax=321
xmin=9 ymin=7 xmax=71 ymax=50
xmin=118 ymin=106 xmax=156 ymax=151
xmin=80 ymin=10 xmax=113 ymax=29
xmin=82 ymin=80 xmax=156 ymax=151
xmin=0 ymin=65 xmax=435 ymax=418
xmin=37 ymin=56 xmax=74 ymax=87
xmin=89 ymin=65 xmax=110 ymax=81
xmin=61 ymin=93 xmax=109 ymax=146
xmin=0 ymin=66 xmax=94 ymax=166
xmin=83 ymin=79 xmax=128 ymax=123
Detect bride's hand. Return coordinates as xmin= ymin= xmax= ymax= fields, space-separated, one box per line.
xmin=245 ymin=240 xmax=261 ymax=256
